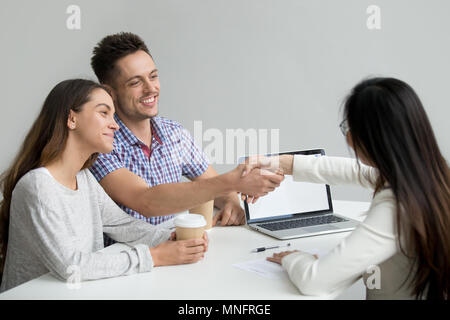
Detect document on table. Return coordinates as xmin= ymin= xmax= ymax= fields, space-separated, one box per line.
xmin=233 ymin=259 xmax=286 ymax=280
xmin=233 ymin=249 xmax=325 ymax=280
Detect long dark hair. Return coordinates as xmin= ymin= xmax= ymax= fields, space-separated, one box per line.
xmin=0 ymin=79 xmax=109 ymax=283
xmin=343 ymin=77 xmax=450 ymax=300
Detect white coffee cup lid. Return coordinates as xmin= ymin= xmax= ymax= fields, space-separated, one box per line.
xmin=174 ymin=214 xmax=206 ymax=228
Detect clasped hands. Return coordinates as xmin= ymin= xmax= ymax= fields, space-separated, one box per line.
xmin=237 ymin=155 xmax=286 ymax=203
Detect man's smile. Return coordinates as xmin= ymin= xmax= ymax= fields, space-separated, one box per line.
xmin=140 ymin=95 xmax=158 ymax=106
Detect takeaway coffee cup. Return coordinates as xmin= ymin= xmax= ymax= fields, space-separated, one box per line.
xmin=188 ymin=200 xmax=214 ymax=230
xmin=174 ymin=214 xmax=206 ymax=240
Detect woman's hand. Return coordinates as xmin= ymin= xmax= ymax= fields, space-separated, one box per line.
xmin=241 ymin=155 xmax=281 ymax=177
xmin=266 ymin=250 xmax=299 ymax=265
xmin=266 ymin=250 xmax=318 ymax=265
xmin=170 ymin=231 xmax=209 ymax=252
xmin=150 ymin=232 xmax=209 ymax=266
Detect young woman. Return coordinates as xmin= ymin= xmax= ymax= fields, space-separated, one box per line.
xmin=0 ymin=79 xmax=210 ymax=292
xmin=244 ymin=77 xmax=450 ymax=300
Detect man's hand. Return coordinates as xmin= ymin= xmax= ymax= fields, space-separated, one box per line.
xmin=213 ymin=197 xmax=245 ymax=226
xmin=228 ymin=164 xmax=285 ymax=198
xmin=191 ymin=165 xmax=278 ymax=226
xmin=240 ymin=155 xmax=293 ymax=203
xmin=150 ymin=232 xmax=208 ymax=266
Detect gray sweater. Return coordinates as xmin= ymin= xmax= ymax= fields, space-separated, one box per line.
xmin=0 ymin=168 xmax=172 ymax=292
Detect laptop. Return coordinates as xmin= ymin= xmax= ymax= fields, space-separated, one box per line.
xmin=241 ymin=149 xmax=360 ymax=240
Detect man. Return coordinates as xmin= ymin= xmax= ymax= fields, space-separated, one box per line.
xmin=89 ymin=32 xmax=283 ymax=246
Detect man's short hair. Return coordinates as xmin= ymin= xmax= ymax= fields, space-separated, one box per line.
xmin=91 ymin=32 xmax=152 ymax=85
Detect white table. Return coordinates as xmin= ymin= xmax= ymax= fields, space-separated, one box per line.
xmin=0 ymin=200 xmax=370 ymax=300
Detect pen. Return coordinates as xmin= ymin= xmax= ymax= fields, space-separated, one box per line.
xmin=251 ymin=243 xmax=291 ymax=253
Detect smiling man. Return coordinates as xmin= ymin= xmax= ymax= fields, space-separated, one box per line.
xmin=89 ymin=32 xmax=283 ymax=246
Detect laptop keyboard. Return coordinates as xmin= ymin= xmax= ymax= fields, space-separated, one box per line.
xmin=259 ymin=215 xmax=347 ymax=231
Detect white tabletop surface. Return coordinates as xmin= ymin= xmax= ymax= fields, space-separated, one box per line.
xmin=0 ymin=200 xmax=371 ymax=300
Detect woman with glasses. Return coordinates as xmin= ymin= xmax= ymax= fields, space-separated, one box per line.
xmin=242 ymin=77 xmax=450 ymax=300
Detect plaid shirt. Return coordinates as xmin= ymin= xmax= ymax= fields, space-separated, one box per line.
xmin=90 ymin=114 xmax=209 ymax=246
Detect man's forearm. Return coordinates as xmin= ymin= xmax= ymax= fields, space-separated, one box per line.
xmin=139 ymin=173 xmax=235 ymax=217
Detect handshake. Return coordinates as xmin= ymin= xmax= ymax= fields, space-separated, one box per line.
xmin=226 ymin=154 xmax=295 ymax=204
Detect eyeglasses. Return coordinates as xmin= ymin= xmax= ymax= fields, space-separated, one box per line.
xmin=339 ymin=119 xmax=349 ymax=136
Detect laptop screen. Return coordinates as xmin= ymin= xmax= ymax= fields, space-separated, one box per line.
xmin=242 ymin=149 xmax=333 ymax=223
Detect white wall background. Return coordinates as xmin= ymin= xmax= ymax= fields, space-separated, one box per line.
xmin=1 ymin=0 xmax=449 ymax=202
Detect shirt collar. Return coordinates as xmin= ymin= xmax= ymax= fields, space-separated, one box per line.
xmin=114 ymin=114 xmax=164 ymax=147
xmin=150 ymin=117 xmax=164 ymax=145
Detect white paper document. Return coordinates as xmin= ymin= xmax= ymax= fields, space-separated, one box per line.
xmin=233 ymin=258 xmax=286 ymax=280
xmin=233 ymin=249 xmax=326 ymax=280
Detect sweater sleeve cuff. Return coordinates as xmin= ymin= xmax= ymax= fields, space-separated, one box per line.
xmin=151 ymin=228 xmax=172 ymax=247
xmin=292 ymin=155 xmax=311 ymax=182
xmin=281 ymin=251 xmax=316 ymax=273
xmin=132 ymin=243 xmax=154 ymax=272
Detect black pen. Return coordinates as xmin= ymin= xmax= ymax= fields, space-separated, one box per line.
xmin=251 ymin=243 xmax=291 ymax=253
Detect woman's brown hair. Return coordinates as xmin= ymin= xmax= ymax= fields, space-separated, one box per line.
xmin=344 ymin=77 xmax=450 ymax=299
xmin=0 ymin=79 xmax=109 ymax=283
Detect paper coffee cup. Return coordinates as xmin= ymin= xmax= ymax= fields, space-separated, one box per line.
xmin=189 ymin=200 xmax=214 ymax=230
xmin=174 ymin=214 xmax=206 ymax=240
